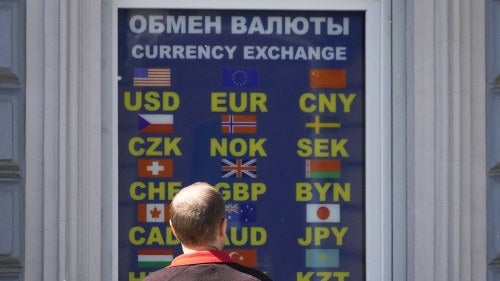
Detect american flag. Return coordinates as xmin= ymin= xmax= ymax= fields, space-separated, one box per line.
xmin=221 ymin=158 xmax=257 ymax=178
xmin=133 ymin=67 xmax=171 ymax=87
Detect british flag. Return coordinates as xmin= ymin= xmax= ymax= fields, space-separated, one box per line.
xmin=225 ymin=203 xmax=240 ymax=214
xmin=221 ymin=158 xmax=257 ymax=178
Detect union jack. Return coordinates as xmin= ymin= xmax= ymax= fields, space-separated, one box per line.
xmin=225 ymin=203 xmax=240 ymax=214
xmin=221 ymin=158 xmax=257 ymax=178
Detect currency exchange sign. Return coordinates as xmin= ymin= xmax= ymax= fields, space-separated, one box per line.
xmin=118 ymin=9 xmax=365 ymax=281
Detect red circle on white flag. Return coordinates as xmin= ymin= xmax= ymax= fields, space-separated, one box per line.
xmin=316 ymin=206 xmax=330 ymax=220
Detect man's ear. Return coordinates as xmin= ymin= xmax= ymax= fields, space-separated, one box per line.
xmin=219 ymin=218 xmax=227 ymax=237
xmin=169 ymin=220 xmax=179 ymax=238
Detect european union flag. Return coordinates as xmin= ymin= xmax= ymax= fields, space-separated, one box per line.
xmin=221 ymin=68 xmax=259 ymax=87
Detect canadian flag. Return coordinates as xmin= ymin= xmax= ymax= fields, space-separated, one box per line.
xmin=137 ymin=203 xmax=170 ymax=223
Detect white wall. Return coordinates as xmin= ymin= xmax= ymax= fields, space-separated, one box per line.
xmin=408 ymin=0 xmax=486 ymax=280
xmin=25 ymin=0 xmax=102 ymax=280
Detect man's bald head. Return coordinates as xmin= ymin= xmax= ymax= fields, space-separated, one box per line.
xmin=169 ymin=182 xmax=226 ymax=246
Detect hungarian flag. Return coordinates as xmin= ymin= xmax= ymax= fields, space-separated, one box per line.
xmin=138 ymin=114 xmax=173 ymax=133
xmin=137 ymin=203 xmax=170 ymax=223
xmin=305 ymin=159 xmax=341 ymax=179
xmin=309 ymin=69 xmax=346 ymax=89
xmin=138 ymin=159 xmax=173 ymax=178
xmin=221 ymin=114 xmax=257 ymax=134
xmin=306 ymin=204 xmax=340 ymax=223
xmin=137 ymin=249 xmax=173 ymax=268
xmin=223 ymin=249 xmax=257 ymax=267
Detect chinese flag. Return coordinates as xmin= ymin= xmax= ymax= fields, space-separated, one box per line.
xmin=309 ymin=69 xmax=346 ymax=89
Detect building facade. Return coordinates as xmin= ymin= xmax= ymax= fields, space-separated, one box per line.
xmin=0 ymin=0 xmax=495 ymax=280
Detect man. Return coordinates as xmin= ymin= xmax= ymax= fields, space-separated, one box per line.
xmin=144 ymin=182 xmax=272 ymax=281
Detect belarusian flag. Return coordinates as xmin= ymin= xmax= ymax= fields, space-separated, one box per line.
xmin=305 ymin=159 xmax=341 ymax=179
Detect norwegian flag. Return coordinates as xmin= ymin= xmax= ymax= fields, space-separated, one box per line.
xmin=221 ymin=114 xmax=257 ymax=134
xmin=221 ymin=158 xmax=257 ymax=178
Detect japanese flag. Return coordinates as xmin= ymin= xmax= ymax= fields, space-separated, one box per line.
xmin=306 ymin=204 xmax=340 ymax=223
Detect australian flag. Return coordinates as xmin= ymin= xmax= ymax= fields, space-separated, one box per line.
xmin=225 ymin=203 xmax=257 ymax=223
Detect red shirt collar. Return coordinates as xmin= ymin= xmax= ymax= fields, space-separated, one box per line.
xmin=169 ymin=250 xmax=235 ymax=267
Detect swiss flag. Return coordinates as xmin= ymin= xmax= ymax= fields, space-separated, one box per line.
xmin=137 ymin=159 xmax=173 ymax=178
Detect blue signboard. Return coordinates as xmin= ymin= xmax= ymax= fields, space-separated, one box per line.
xmin=118 ymin=9 xmax=365 ymax=281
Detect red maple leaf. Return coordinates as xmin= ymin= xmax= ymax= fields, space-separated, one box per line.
xmin=150 ymin=207 xmax=162 ymax=218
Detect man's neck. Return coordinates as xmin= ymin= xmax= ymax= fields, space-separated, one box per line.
xmin=182 ymin=244 xmax=221 ymax=254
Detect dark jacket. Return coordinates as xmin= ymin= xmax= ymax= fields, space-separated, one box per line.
xmin=144 ymin=250 xmax=272 ymax=281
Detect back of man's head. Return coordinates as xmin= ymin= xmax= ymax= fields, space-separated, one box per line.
xmin=169 ymin=182 xmax=225 ymax=246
